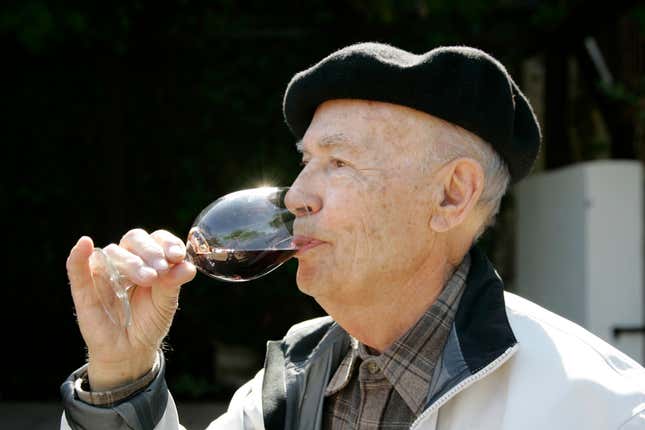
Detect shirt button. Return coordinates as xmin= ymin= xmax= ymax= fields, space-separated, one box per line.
xmin=366 ymin=361 xmax=380 ymax=374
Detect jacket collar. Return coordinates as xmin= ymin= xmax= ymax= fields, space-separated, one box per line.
xmin=454 ymin=245 xmax=517 ymax=373
xmin=262 ymin=244 xmax=517 ymax=430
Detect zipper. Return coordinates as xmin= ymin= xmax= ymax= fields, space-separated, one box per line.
xmin=409 ymin=344 xmax=519 ymax=429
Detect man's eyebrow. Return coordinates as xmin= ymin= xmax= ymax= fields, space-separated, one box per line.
xmin=295 ymin=133 xmax=356 ymax=154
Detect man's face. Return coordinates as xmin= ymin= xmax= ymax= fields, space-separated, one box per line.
xmin=287 ymin=99 xmax=442 ymax=304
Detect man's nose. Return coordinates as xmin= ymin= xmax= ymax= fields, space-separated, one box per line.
xmin=284 ymin=184 xmax=322 ymax=217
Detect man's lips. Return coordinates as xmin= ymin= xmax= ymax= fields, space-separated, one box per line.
xmin=292 ymin=235 xmax=325 ymax=254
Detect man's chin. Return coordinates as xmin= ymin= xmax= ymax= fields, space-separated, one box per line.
xmin=295 ymin=267 xmax=314 ymax=295
xmin=295 ymin=262 xmax=327 ymax=297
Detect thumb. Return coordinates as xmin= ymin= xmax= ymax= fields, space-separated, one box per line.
xmin=66 ymin=236 xmax=95 ymax=296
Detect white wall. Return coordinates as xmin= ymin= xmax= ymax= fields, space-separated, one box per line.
xmin=515 ymin=160 xmax=644 ymax=364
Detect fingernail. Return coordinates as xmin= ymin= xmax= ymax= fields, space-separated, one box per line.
xmin=138 ymin=266 xmax=157 ymax=281
xmin=168 ymin=245 xmax=184 ymax=258
xmin=152 ymin=259 xmax=169 ymax=272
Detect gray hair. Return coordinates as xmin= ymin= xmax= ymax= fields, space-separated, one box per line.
xmin=426 ymin=119 xmax=511 ymax=239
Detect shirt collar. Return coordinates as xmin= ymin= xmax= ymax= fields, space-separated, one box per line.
xmin=325 ymin=336 xmax=359 ymax=395
xmin=324 ymin=253 xmax=471 ymax=414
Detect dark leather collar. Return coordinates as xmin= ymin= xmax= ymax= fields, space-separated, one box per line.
xmin=455 ymin=245 xmax=517 ymax=373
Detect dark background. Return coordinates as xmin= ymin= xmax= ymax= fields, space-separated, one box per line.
xmin=3 ymin=0 xmax=644 ymax=401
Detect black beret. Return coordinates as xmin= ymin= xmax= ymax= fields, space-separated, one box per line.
xmin=283 ymin=43 xmax=541 ymax=183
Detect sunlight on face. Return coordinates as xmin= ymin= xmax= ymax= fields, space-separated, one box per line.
xmin=289 ymin=99 xmax=443 ymax=304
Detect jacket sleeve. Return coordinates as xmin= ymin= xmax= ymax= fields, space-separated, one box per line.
xmin=205 ymin=369 xmax=265 ymax=430
xmin=60 ymin=356 xmax=265 ymax=430
xmin=618 ymin=406 xmax=645 ymax=429
xmin=59 ymin=353 xmax=185 ymax=430
xmin=60 ymin=398 xmax=185 ymax=430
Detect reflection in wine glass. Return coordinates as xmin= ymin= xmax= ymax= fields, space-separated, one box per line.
xmin=89 ymin=186 xmax=307 ymax=329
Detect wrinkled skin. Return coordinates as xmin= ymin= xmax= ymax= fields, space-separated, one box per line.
xmin=285 ymin=100 xmax=485 ymax=349
xmin=288 ymin=101 xmax=438 ymax=301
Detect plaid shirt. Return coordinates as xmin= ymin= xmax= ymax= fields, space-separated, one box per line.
xmin=322 ymin=254 xmax=471 ymax=429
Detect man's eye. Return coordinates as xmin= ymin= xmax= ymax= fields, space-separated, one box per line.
xmin=333 ymin=159 xmax=347 ymax=168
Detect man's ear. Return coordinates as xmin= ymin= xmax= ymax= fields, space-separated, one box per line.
xmin=430 ymin=158 xmax=485 ymax=233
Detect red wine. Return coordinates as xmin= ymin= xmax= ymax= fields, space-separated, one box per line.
xmin=187 ymin=247 xmax=297 ymax=281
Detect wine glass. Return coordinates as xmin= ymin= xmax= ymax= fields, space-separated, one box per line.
xmin=88 ymin=186 xmax=306 ymax=329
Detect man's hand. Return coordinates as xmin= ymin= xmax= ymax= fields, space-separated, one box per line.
xmin=66 ymin=230 xmax=196 ymax=391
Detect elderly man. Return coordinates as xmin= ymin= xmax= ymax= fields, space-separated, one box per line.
xmin=61 ymin=44 xmax=645 ymax=429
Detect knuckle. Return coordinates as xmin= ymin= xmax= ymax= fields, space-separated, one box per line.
xmin=122 ymin=228 xmax=148 ymax=243
xmin=149 ymin=248 xmax=165 ymax=260
xmin=152 ymin=229 xmax=180 ymax=246
xmin=103 ymin=243 xmax=120 ymax=253
xmin=143 ymin=239 xmax=164 ymax=254
xmin=128 ymin=254 xmax=145 ymax=267
xmin=151 ymin=229 xmax=169 ymax=238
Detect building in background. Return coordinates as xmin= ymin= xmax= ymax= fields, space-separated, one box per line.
xmin=511 ymin=16 xmax=645 ymax=364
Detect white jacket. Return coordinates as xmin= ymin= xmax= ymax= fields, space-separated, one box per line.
xmin=61 ymin=247 xmax=645 ymax=429
xmin=126 ymin=293 xmax=642 ymax=430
